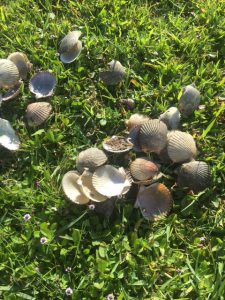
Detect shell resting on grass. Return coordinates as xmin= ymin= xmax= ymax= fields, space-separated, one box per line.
xmin=25 ymin=102 xmax=52 ymax=127
xmin=58 ymin=31 xmax=82 ymax=63
xmin=0 ymin=118 xmax=20 ymax=151
xmin=130 ymin=158 xmax=159 ymax=182
xmin=8 ymin=52 xmax=32 ymax=80
xmin=76 ymin=148 xmax=108 ymax=173
xmin=99 ymin=60 xmax=126 ymax=85
xmin=102 ymin=135 xmax=133 ymax=154
xmin=29 ymin=71 xmax=56 ymax=99
xmin=159 ymin=107 xmax=180 ymax=130
xmin=178 ymin=84 xmax=200 ymax=116
xmin=0 ymin=59 xmax=20 ymax=88
xmin=125 ymin=113 xmax=150 ymax=131
xmin=1 ymin=81 xmax=22 ymax=102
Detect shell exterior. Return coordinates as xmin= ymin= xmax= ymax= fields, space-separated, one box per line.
xmin=8 ymin=52 xmax=32 ymax=79
xmin=99 ymin=60 xmax=125 ymax=85
xmin=29 ymin=72 xmax=56 ymax=98
xmin=76 ymin=148 xmax=108 ymax=173
xmin=102 ymin=135 xmax=133 ymax=154
xmin=0 ymin=59 xmax=20 ymax=88
xmin=177 ymin=161 xmax=211 ymax=192
xmin=120 ymin=98 xmax=135 ymax=110
xmin=125 ymin=113 xmax=150 ymax=131
xmin=92 ymin=165 xmax=131 ymax=197
xmin=128 ymin=125 xmax=142 ymax=152
xmin=1 ymin=81 xmax=22 ymax=101
xmin=136 ymin=183 xmax=173 ymax=220
xmin=62 ymin=171 xmax=89 ymax=204
xmin=159 ymin=107 xmax=180 ymax=129
xmin=58 ymin=31 xmax=81 ymax=54
xmin=167 ymin=130 xmax=197 ymax=163
xmin=178 ymin=85 xmax=200 ymax=116
xmin=139 ymin=119 xmax=168 ymax=154
xmin=130 ymin=158 xmax=159 ymax=181
xmin=0 ymin=118 xmax=20 ymax=151
xmin=25 ymin=102 xmax=52 ymax=127
xmin=60 ymin=40 xmax=82 ymax=63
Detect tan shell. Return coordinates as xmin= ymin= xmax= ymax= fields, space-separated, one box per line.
xmin=60 ymin=40 xmax=82 ymax=63
xmin=130 ymin=158 xmax=159 ymax=181
xmin=125 ymin=113 xmax=150 ymax=131
xmin=99 ymin=60 xmax=126 ymax=85
xmin=139 ymin=119 xmax=168 ymax=154
xmin=62 ymin=171 xmax=89 ymax=204
xmin=8 ymin=52 xmax=32 ymax=79
xmin=167 ymin=130 xmax=197 ymax=163
xmin=178 ymin=85 xmax=200 ymax=116
xmin=76 ymin=148 xmax=107 ymax=173
xmin=58 ymin=31 xmax=81 ymax=54
xmin=159 ymin=107 xmax=180 ymax=129
xmin=0 ymin=59 xmax=20 ymax=88
xmin=25 ymin=102 xmax=52 ymax=127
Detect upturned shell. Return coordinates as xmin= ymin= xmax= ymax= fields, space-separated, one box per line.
xmin=62 ymin=171 xmax=89 ymax=204
xmin=177 ymin=161 xmax=211 ymax=193
xmin=167 ymin=130 xmax=197 ymax=163
xmin=135 ymin=183 xmax=173 ymax=220
xmin=58 ymin=31 xmax=81 ymax=54
xmin=8 ymin=52 xmax=32 ymax=79
xmin=130 ymin=158 xmax=159 ymax=181
xmin=60 ymin=40 xmax=82 ymax=63
xmin=25 ymin=102 xmax=52 ymax=127
xmin=125 ymin=113 xmax=150 ymax=131
xmin=0 ymin=118 xmax=20 ymax=151
xmin=159 ymin=107 xmax=180 ymax=129
xmin=29 ymin=72 xmax=56 ymax=98
xmin=99 ymin=60 xmax=125 ymax=85
xmin=139 ymin=119 xmax=168 ymax=154
xmin=102 ymin=135 xmax=133 ymax=154
xmin=76 ymin=148 xmax=108 ymax=173
xmin=178 ymin=84 xmax=200 ymax=116
xmin=0 ymin=59 xmax=20 ymax=88
xmin=1 ymin=81 xmax=22 ymax=101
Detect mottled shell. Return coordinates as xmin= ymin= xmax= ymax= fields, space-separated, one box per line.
xmin=0 ymin=59 xmax=20 ymax=88
xmin=102 ymin=135 xmax=133 ymax=154
xmin=60 ymin=40 xmax=82 ymax=63
xmin=99 ymin=60 xmax=125 ymax=85
xmin=29 ymin=72 xmax=56 ymax=98
xmin=58 ymin=31 xmax=81 ymax=54
xmin=62 ymin=171 xmax=89 ymax=204
xmin=130 ymin=158 xmax=159 ymax=181
xmin=167 ymin=130 xmax=197 ymax=163
xmin=125 ymin=113 xmax=150 ymax=131
xmin=76 ymin=148 xmax=108 ymax=173
xmin=139 ymin=119 xmax=168 ymax=154
xmin=177 ymin=161 xmax=211 ymax=193
xmin=159 ymin=107 xmax=180 ymax=129
xmin=178 ymin=85 xmax=200 ymax=116
xmin=136 ymin=183 xmax=173 ymax=220
xmin=1 ymin=81 xmax=22 ymax=101
xmin=25 ymin=102 xmax=52 ymax=127
xmin=0 ymin=118 xmax=20 ymax=151
xmin=8 ymin=52 xmax=32 ymax=79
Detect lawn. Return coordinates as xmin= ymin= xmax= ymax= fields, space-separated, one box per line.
xmin=0 ymin=0 xmax=225 ymax=299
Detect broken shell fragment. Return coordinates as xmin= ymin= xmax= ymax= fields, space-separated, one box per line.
xmin=125 ymin=113 xmax=150 ymax=131
xmin=0 ymin=59 xmax=20 ymax=88
xmin=178 ymin=84 xmax=200 ymax=116
xmin=102 ymin=135 xmax=133 ymax=154
xmin=99 ymin=60 xmax=126 ymax=85
xmin=1 ymin=81 xmax=22 ymax=102
xmin=76 ymin=148 xmax=108 ymax=173
xmin=29 ymin=71 xmax=56 ymax=98
xmin=0 ymin=118 xmax=20 ymax=151
xmin=25 ymin=102 xmax=52 ymax=127
xmin=159 ymin=107 xmax=180 ymax=129
xmin=8 ymin=52 xmax=32 ymax=79
xmin=130 ymin=158 xmax=159 ymax=182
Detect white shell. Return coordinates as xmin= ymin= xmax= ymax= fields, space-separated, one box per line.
xmin=0 ymin=59 xmax=20 ymax=88
xmin=76 ymin=148 xmax=108 ymax=173
xmin=25 ymin=102 xmax=52 ymax=127
xmin=59 ymin=31 xmax=81 ymax=53
xmin=8 ymin=52 xmax=32 ymax=80
xmin=99 ymin=60 xmax=125 ymax=85
xmin=178 ymin=85 xmax=200 ymax=116
xmin=60 ymin=40 xmax=82 ymax=63
xmin=159 ymin=107 xmax=180 ymax=129
xmin=0 ymin=118 xmax=20 ymax=151
xmin=29 ymin=72 xmax=56 ymax=99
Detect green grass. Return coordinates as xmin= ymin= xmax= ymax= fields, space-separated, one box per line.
xmin=0 ymin=0 xmax=225 ymax=299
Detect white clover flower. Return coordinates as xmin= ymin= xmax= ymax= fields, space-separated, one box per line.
xmin=40 ymin=237 xmax=48 ymax=244
xmin=88 ymin=204 xmax=95 ymax=210
xmin=23 ymin=214 xmax=31 ymax=221
xmin=65 ymin=287 xmax=73 ymax=296
xmin=65 ymin=267 xmax=72 ymax=272
xmin=107 ymin=294 xmax=115 ymax=300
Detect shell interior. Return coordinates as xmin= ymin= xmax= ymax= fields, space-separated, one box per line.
xmin=2 ymin=81 xmax=22 ymax=101
xmin=0 ymin=118 xmax=20 ymax=151
xmin=29 ymin=72 xmax=56 ymax=98
xmin=59 ymin=31 xmax=82 ymax=54
xmin=60 ymin=40 xmax=82 ymax=63
xmin=102 ymin=135 xmax=133 ymax=153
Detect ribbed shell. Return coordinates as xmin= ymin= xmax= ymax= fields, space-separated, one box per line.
xmin=159 ymin=107 xmax=180 ymax=130
xmin=128 ymin=125 xmax=142 ymax=152
xmin=102 ymin=135 xmax=133 ymax=154
xmin=167 ymin=130 xmax=197 ymax=163
xmin=125 ymin=113 xmax=150 ymax=131
xmin=130 ymin=158 xmax=159 ymax=181
xmin=139 ymin=119 xmax=168 ymax=154
xmin=25 ymin=102 xmax=52 ymax=127
xmin=0 ymin=118 xmax=20 ymax=151
xmin=62 ymin=171 xmax=89 ymax=204
xmin=58 ymin=31 xmax=81 ymax=54
xmin=178 ymin=85 xmax=200 ymax=116
xmin=8 ymin=52 xmax=32 ymax=79
xmin=29 ymin=72 xmax=56 ymax=98
xmin=60 ymin=40 xmax=82 ymax=63
xmin=76 ymin=148 xmax=108 ymax=173
xmin=136 ymin=183 xmax=173 ymax=220
xmin=0 ymin=59 xmax=20 ymax=88
xmin=1 ymin=81 xmax=22 ymax=101
xmin=99 ymin=60 xmax=125 ymax=85
xmin=177 ymin=161 xmax=211 ymax=192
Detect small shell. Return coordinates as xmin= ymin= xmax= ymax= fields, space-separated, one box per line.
xmin=139 ymin=119 xmax=168 ymax=154
xmin=177 ymin=161 xmax=211 ymax=193
xmin=167 ymin=130 xmax=197 ymax=163
xmin=60 ymin=40 xmax=82 ymax=63
xmin=62 ymin=171 xmax=89 ymax=204
xmin=130 ymin=158 xmax=159 ymax=181
xmin=99 ymin=60 xmax=125 ymax=85
xmin=125 ymin=113 xmax=150 ymax=131
xmin=92 ymin=165 xmax=131 ymax=197
xmin=76 ymin=148 xmax=108 ymax=173
xmin=1 ymin=81 xmax=22 ymax=101
xmin=8 ymin=52 xmax=32 ymax=79
xmin=136 ymin=183 xmax=173 ymax=220
xmin=0 ymin=118 xmax=20 ymax=151
xmin=178 ymin=84 xmax=200 ymax=116
xmin=29 ymin=72 xmax=56 ymax=99
xmin=159 ymin=107 xmax=180 ymax=129
xmin=25 ymin=102 xmax=52 ymax=127
xmin=120 ymin=98 xmax=135 ymax=110
xmin=102 ymin=135 xmax=133 ymax=154
xmin=0 ymin=59 xmax=20 ymax=88
xmin=58 ymin=31 xmax=81 ymax=54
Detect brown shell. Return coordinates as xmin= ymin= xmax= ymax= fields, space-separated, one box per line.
xmin=8 ymin=52 xmax=32 ymax=79
xmin=178 ymin=85 xmax=200 ymax=116
xmin=0 ymin=59 xmax=20 ymax=88
xmin=25 ymin=102 xmax=52 ymax=127
xmin=130 ymin=158 xmax=159 ymax=181
xmin=76 ymin=148 xmax=108 ymax=173
xmin=125 ymin=113 xmax=150 ymax=131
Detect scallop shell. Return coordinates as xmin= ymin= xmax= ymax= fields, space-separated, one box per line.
xmin=25 ymin=102 xmax=52 ymax=127
xmin=125 ymin=113 xmax=150 ymax=131
xmin=136 ymin=183 xmax=173 ymax=220
xmin=1 ymin=81 xmax=22 ymax=101
xmin=130 ymin=158 xmax=159 ymax=181
xmin=139 ymin=119 xmax=168 ymax=154
xmin=159 ymin=107 xmax=180 ymax=129
xmin=76 ymin=148 xmax=108 ymax=173
xmin=29 ymin=72 xmax=56 ymax=99
xmin=99 ymin=60 xmax=125 ymax=85
xmin=118 ymin=167 xmax=132 ymax=195
xmin=167 ymin=130 xmax=197 ymax=163
xmin=60 ymin=40 xmax=82 ymax=63
xmin=62 ymin=171 xmax=89 ymax=204
xmin=0 ymin=118 xmax=20 ymax=151
xmin=77 ymin=170 xmax=108 ymax=202
xmin=8 ymin=52 xmax=32 ymax=79
xmin=102 ymin=135 xmax=133 ymax=154
xmin=178 ymin=84 xmax=200 ymax=116
xmin=58 ymin=31 xmax=81 ymax=54
xmin=92 ymin=165 xmax=131 ymax=197
xmin=0 ymin=59 xmax=20 ymax=88
xmin=177 ymin=161 xmax=211 ymax=193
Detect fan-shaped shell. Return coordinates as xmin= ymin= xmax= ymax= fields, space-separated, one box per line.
xmin=0 ymin=118 xmax=20 ymax=151
xmin=1 ymin=81 xmax=22 ymax=101
xmin=178 ymin=85 xmax=200 ymax=116
xmin=167 ymin=130 xmax=197 ymax=163
xmin=92 ymin=165 xmax=131 ymax=197
xmin=29 ymin=72 xmax=56 ymax=98
xmin=102 ymin=135 xmax=133 ymax=154
xmin=8 ymin=52 xmax=32 ymax=79
xmin=139 ymin=119 xmax=168 ymax=154
xmin=130 ymin=158 xmax=159 ymax=181
xmin=125 ymin=113 xmax=150 ymax=131
xmin=159 ymin=107 xmax=180 ymax=129
xmin=58 ymin=31 xmax=81 ymax=54
xmin=99 ymin=60 xmax=125 ymax=85
xmin=177 ymin=161 xmax=211 ymax=192
xmin=136 ymin=183 xmax=172 ymax=220
xmin=76 ymin=148 xmax=108 ymax=173
xmin=25 ymin=102 xmax=52 ymax=127
xmin=60 ymin=40 xmax=82 ymax=63
xmin=0 ymin=59 xmax=20 ymax=88
xmin=62 ymin=171 xmax=89 ymax=204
